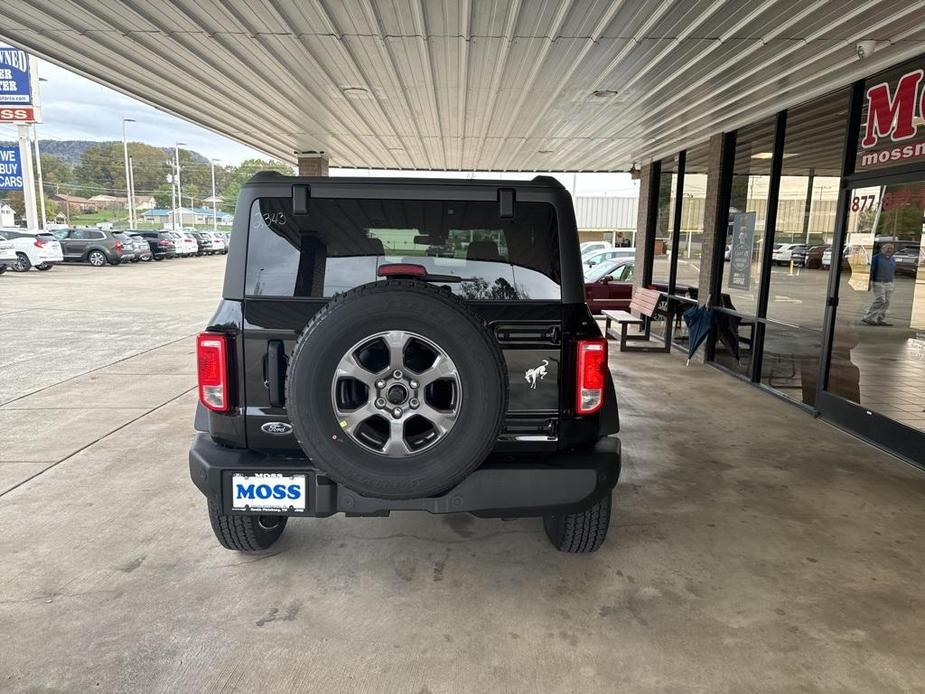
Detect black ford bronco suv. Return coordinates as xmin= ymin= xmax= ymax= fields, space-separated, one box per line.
xmin=189 ymin=174 xmax=621 ymax=553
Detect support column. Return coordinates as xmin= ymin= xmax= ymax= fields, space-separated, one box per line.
xmin=697 ymin=133 xmax=732 ymax=306
xmin=297 ymin=152 xmax=329 ymax=177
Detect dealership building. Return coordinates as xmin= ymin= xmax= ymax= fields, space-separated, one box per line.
xmin=1 ymin=1 xmax=923 ymax=465
xmin=630 ymin=54 xmax=925 ymax=464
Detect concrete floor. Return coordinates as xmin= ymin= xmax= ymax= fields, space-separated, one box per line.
xmin=2 ymin=257 xmax=925 ymax=693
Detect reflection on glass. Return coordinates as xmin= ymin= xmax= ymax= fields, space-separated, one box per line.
xmin=652 ymin=157 xmax=678 ymax=291
xmin=828 ymin=181 xmax=925 ymax=433
xmin=761 ymin=324 xmax=822 ymax=405
xmin=713 ymin=118 xmax=777 ymax=377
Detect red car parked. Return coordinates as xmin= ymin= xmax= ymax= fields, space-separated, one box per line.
xmin=584 ymin=258 xmax=634 ymax=313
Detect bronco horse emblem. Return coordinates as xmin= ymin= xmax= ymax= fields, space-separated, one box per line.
xmin=524 ymin=359 xmax=549 ymax=389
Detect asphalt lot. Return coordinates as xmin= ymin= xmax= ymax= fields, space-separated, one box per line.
xmin=2 ymin=257 xmax=925 ymax=692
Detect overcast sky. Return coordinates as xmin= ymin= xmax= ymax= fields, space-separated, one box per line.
xmin=0 ymin=56 xmax=638 ymax=196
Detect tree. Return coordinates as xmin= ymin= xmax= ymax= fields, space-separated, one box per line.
xmin=221 ymin=158 xmax=293 ymax=212
xmin=73 ymin=141 xmax=173 ymax=199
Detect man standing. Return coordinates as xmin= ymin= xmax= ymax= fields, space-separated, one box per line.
xmin=862 ymin=242 xmax=896 ymax=326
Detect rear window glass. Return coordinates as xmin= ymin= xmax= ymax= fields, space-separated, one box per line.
xmin=245 ymin=197 xmax=561 ymax=300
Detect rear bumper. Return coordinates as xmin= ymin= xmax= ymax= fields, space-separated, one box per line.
xmin=189 ymin=432 xmax=621 ymax=519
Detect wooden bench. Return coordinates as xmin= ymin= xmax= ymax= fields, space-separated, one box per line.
xmin=602 ymin=287 xmax=672 ymax=353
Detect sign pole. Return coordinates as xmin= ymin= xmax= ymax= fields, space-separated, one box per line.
xmin=32 ymin=125 xmax=46 ymax=229
xmin=17 ymin=124 xmax=38 ymax=230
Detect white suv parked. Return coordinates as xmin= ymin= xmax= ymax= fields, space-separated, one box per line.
xmin=0 ymin=229 xmax=64 ymax=271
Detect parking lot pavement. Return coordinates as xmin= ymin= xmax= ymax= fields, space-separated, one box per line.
xmin=3 ymin=261 xmax=925 ymax=692
xmin=0 ymin=258 xmax=221 ymax=493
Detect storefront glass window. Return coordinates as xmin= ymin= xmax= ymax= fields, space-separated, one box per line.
xmin=713 ymin=118 xmax=777 ymax=376
xmin=651 ymin=156 xmax=678 ymax=291
xmin=761 ymin=89 xmax=850 ymax=405
xmin=828 ymin=179 xmax=925 ymax=433
xmin=675 ymin=143 xmax=710 ymax=293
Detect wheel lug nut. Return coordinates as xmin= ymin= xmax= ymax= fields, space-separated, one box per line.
xmin=393 ymin=370 xmax=403 ymax=379
xmin=375 ymin=398 xmax=386 ymax=408
xmin=409 ymin=398 xmax=419 ymax=409
xmin=409 ymin=380 xmax=419 ymax=389
xmin=376 ymin=380 xmax=385 ymax=389
xmin=391 ymin=407 xmax=402 ymax=418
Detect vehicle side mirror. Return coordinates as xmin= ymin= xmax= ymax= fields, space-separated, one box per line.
xmin=601 ymin=275 xmax=612 ymax=284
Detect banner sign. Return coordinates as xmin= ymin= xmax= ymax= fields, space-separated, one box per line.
xmin=857 ymin=63 xmax=925 ymax=171
xmin=0 ymin=46 xmax=36 ymax=123
xmin=0 ymin=146 xmax=23 ymax=191
xmin=728 ymin=211 xmax=756 ymax=290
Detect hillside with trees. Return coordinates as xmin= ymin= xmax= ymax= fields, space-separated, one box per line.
xmin=0 ymin=139 xmax=293 ymax=221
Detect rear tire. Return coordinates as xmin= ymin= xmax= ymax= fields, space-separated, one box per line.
xmin=543 ymin=494 xmax=612 ymax=553
xmin=35 ymin=263 xmax=53 ymax=271
xmin=207 ymin=500 xmax=287 ymax=552
xmin=88 ymin=250 xmax=107 ymax=267
xmin=13 ymin=252 xmax=31 ymax=272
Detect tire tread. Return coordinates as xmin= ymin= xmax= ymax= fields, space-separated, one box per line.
xmin=207 ymin=500 xmax=287 ymax=552
xmin=543 ymin=494 xmax=612 ymax=553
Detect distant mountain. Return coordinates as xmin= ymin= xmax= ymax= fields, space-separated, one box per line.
xmin=0 ymin=139 xmax=210 ymax=167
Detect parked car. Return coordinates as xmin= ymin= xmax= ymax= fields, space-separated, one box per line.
xmin=123 ymin=232 xmax=153 ymax=262
xmin=821 ymin=244 xmax=869 ymax=270
xmin=579 ymin=240 xmax=612 ymax=256
xmin=894 ymin=246 xmax=923 ymax=277
xmin=114 ymin=232 xmax=150 ymax=263
xmin=0 ymin=233 xmax=16 ymax=273
xmin=798 ymin=244 xmax=829 ymax=269
xmin=190 ymin=174 xmax=621 ymax=554
xmin=191 ymin=231 xmax=214 ymax=255
xmin=53 ymin=227 xmax=133 ymax=266
xmin=135 ymin=231 xmax=177 ymax=260
xmin=584 ymin=258 xmax=634 ymax=313
xmin=208 ymin=232 xmax=227 ymax=255
xmin=771 ymin=243 xmax=807 ymax=266
xmin=177 ymin=231 xmax=199 ymax=256
xmin=582 ymin=247 xmax=636 ymax=269
xmin=0 ymin=228 xmax=64 ymax=271
xmin=166 ymin=231 xmax=192 ymax=256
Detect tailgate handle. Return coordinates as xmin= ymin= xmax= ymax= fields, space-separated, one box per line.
xmin=266 ymin=340 xmax=287 ymax=407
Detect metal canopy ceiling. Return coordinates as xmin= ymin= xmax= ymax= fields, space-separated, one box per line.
xmin=1 ymin=0 xmax=924 ymax=171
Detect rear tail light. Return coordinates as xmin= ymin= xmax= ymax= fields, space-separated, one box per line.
xmin=158 ymin=239 xmax=170 ymax=246
xmin=575 ymin=338 xmax=607 ymax=415
xmin=33 ymin=238 xmax=46 ymax=248
xmin=197 ymin=332 xmax=230 ymax=412
xmin=114 ymin=241 xmax=123 ymax=252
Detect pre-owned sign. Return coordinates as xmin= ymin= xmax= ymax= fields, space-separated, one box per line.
xmin=0 ymin=46 xmax=36 ymax=123
xmin=0 ymin=146 xmax=23 ymax=191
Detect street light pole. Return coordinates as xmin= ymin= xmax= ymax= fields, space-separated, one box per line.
xmin=122 ymin=118 xmax=136 ymax=227
xmin=210 ymin=158 xmax=219 ymax=233
xmin=174 ymin=142 xmax=185 ymax=229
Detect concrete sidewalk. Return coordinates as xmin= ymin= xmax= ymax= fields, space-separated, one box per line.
xmin=2 ymin=258 xmax=925 ymax=692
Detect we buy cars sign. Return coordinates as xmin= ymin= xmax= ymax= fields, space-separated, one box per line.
xmin=0 ymin=146 xmax=22 ymax=191
xmin=0 ymin=46 xmax=37 ymax=123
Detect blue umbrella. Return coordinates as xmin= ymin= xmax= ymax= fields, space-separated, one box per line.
xmin=682 ymin=304 xmax=715 ymax=365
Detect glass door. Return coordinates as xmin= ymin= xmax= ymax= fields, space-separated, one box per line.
xmin=820 ymin=177 xmax=925 ymax=463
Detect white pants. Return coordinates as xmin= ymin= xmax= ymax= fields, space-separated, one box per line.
xmin=864 ymin=281 xmax=894 ymax=323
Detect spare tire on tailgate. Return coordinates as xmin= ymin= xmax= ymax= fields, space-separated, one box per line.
xmin=286 ymin=279 xmax=508 ymax=499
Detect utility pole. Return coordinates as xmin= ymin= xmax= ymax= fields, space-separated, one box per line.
xmin=128 ymin=156 xmax=137 ymax=228
xmin=169 ymin=161 xmax=176 ymax=230
xmin=210 ymin=158 xmax=219 ymax=233
xmin=174 ymin=142 xmax=185 ymax=229
xmin=122 ymin=118 xmax=136 ymax=226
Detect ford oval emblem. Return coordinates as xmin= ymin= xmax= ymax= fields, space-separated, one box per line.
xmin=261 ymin=421 xmax=293 ymax=436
